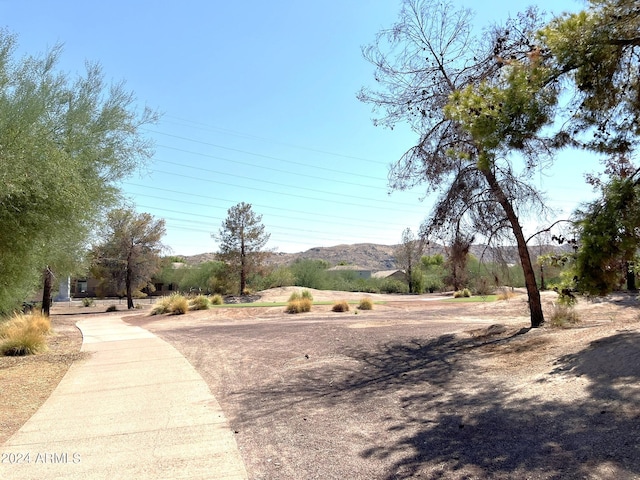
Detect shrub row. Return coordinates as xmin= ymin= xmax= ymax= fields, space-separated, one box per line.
xmin=150 ymin=293 xmax=223 ymax=316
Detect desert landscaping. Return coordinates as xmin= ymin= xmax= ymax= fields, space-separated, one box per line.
xmin=2 ymin=288 xmax=638 ymax=479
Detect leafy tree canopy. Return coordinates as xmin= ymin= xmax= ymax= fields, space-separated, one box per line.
xmin=214 ymin=202 xmax=271 ymax=295
xmin=0 ymin=31 xmax=158 ymax=314
xmin=92 ymin=209 xmax=166 ymax=309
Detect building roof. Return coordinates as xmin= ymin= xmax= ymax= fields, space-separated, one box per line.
xmin=372 ymin=269 xmax=405 ymax=279
xmin=327 ymin=265 xmax=370 ymax=272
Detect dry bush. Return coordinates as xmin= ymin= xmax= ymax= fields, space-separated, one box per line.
xmin=332 ymin=300 xmax=350 ymax=312
xmin=496 ymin=288 xmax=517 ymax=301
xmin=285 ymin=298 xmax=312 ymax=314
xmin=150 ymin=296 xmax=172 ymax=315
xmin=453 ymin=288 xmax=471 ymax=298
xmin=150 ymin=294 xmax=189 ymax=316
xmin=0 ymin=313 xmax=51 ymax=356
xmin=548 ymin=304 xmax=580 ymax=328
xmin=169 ymin=295 xmax=189 ymax=315
xmin=211 ymin=294 xmax=223 ymax=305
xmin=189 ymin=294 xmax=212 ymax=311
xmin=357 ymin=297 xmax=373 ymax=310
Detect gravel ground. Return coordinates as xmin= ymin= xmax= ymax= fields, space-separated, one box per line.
xmin=0 ymin=315 xmax=85 ymax=444
xmin=126 ymin=289 xmax=640 ymax=480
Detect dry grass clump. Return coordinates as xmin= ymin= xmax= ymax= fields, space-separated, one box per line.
xmin=285 ymin=290 xmax=313 ymax=314
xmin=0 ymin=312 xmax=51 ymax=356
xmin=170 ymin=295 xmax=189 ymax=315
xmin=189 ymin=294 xmax=212 ymax=311
xmin=285 ymin=298 xmax=312 ymax=314
xmin=548 ymin=304 xmax=580 ymax=328
xmin=211 ymin=294 xmax=223 ymax=305
xmin=151 ymin=293 xmax=189 ymax=316
xmin=288 ymin=290 xmax=314 ymax=302
xmin=82 ymin=297 xmax=95 ymax=307
xmin=357 ymin=297 xmax=373 ymax=310
xmin=332 ymin=300 xmax=350 ymax=312
xmin=453 ymin=288 xmax=471 ymax=298
xmin=496 ymin=288 xmax=517 ymax=301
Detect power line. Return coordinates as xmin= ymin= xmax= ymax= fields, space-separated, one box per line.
xmin=153 ymin=152 xmax=385 ymax=191
xmin=156 ymin=116 xmax=391 ymax=165
xmin=123 ymin=182 xmax=427 ymax=225
xmin=130 ymin=192 xmax=406 ymax=231
xmin=147 ymin=168 xmax=425 ymax=213
xmin=150 ymin=158 xmax=418 ymax=208
xmin=149 ymin=131 xmax=386 ymax=181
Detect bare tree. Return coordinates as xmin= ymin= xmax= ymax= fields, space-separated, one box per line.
xmin=394 ymin=228 xmax=426 ymax=293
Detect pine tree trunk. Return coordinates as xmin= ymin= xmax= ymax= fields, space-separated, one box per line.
xmin=483 ymin=169 xmax=545 ymax=328
xmin=41 ymin=267 xmax=53 ymax=316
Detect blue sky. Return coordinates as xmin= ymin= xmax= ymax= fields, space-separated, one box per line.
xmin=2 ymin=0 xmax=595 ymax=255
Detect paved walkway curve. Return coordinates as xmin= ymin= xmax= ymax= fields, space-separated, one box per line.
xmin=0 ymin=315 xmax=248 ymax=479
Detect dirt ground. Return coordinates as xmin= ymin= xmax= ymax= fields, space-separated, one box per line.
xmin=2 ymin=288 xmax=639 ymax=479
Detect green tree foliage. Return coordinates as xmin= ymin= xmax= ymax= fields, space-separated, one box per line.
xmin=421 ymin=254 xmax=445 ymax=293
xmin=92 ymin=209 xmax=166 ymax=309
xmin=535 ymin=0 xmax=640 ymax=293
xmin=573 ymin=174 xmax=640 ymax=295
xmin=155 ymin=259 xmax=232 ymax=294
xmin=540 ymin=0 xmax=640 ymax=156
xmin=0 ymin=32 xmax=158 ymax=315
xmin=394 ymin=228 xmax=426 ymax=293
xmin=214 ymin=202 xmax=271 ymax=295
xmin=289 ymin=259 xmax=330 ymax=290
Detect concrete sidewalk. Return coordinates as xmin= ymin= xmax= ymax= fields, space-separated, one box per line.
xmin=0 ymin=316 xmax=248 ymax=479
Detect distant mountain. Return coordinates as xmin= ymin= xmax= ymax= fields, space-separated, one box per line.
xmin=267 ymin=243 xmax=399 ymax=271
xmin=182 ymin=242 xmax=573 ymax=272
xmin=183 ymin=243 xmax=399 ymax=271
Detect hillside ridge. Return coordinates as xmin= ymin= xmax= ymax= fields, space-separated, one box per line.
xmin=182 ymin=242 xmax=571 ymax=272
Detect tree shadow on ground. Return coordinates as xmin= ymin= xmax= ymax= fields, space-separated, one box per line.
xmin=235 ymin=330 xmax=640 ymax=479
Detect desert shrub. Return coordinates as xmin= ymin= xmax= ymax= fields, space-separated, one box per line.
xmin=473 ymin=276 xmax=495 ymax=296
xmin=169 ymin=294 xmax=189 ymax=315
xmin=357 ymin=297 xmax=373 ymax=310
xmin=106 ymin=305 xmax=118 ymax=312
xmin=150 ymin=296 xmax=172 ymax=315
xmin=82 ymin=297 xmax=95 ymax=307
xmin=189 ymin=294 xmax=212 ymax=311
xmin=0 ymin=313 xmax=51 ymax=356
xmin=453 ymin=289 xmax=471 ymax=298
xmin=150 ymin=294 xmax=189 ymax=315
xmin=379 ymin=279 xmax=409 ymax=294
xmin=332 ymin=300 xmax=350 ymax=312
xmin=285 ymin=298 xmax=312 ymax=314
xmin=424 ymin=274 xmax=444 ymax=293
xmin=211 ymin=294 xmax=223 ymax=305
xmin=496 ymin=288 xmax=516 ymax=301
xmin=548 ymin=304 xmax=580 ymax=328
xmin=252 ymin=265 xmax=296 ymax=290
xmin=290 ymin=258 xmax=330 ymax=289
xmin=288 ymin=289 xmax=314 ymax=302
xmin=288 ymin=291 xmax=301 ymax=302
